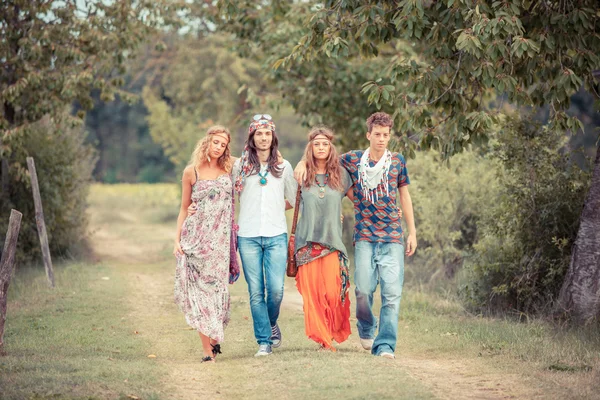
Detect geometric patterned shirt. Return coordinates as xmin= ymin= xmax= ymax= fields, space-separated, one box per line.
xmin=340 ymin=150 xmax=410 ymax=245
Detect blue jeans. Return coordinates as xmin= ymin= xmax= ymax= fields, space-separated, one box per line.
xmin=354 ymin=241 xmax=405 ymax=355
xmin=238 ymin=234 xmax=287 ymax=345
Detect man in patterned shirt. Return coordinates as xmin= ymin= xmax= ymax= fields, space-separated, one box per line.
xmin=295 ymin=112 xmax=417 ymax=359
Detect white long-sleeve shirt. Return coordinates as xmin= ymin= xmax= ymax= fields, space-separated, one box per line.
xmin=233 ymin=158 xmax=298 ymax=238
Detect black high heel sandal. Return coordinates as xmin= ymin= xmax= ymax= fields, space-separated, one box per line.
xmin=201 ymin=355 xmax=214 ymax=363
xmin=211 ymin=343 xmax=222 ymax=357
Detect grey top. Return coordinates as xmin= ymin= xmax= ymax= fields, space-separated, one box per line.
xmin=295 ymin=167 xmax=353 ymax=257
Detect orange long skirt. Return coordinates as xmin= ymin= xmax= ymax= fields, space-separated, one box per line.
xmin=295 ymin=251 xmax=351 ymax=351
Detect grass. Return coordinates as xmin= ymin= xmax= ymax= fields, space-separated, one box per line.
xmin=1 ymin=263 xmax=163 ymax=400
xmin=121 ymin=261 xmax=436 ymax=400
xmin=402 ymin=289 xmax=600 ymax=360
xmin=396 ymin=290 xmax=600 ymax=398
xmin=2 ymin=183 xmax=600 ymax=399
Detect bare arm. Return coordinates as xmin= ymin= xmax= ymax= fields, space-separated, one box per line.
xmin=294 ymin=160 xmax=307 ymax=184
xmin=345 ymin=186 xmax=355 ymax=201
xmin=283 ymin=161 xmax=298 ymax=205
xmin=399 ymin=185 xmax=417 ymax=256
xmin=174 ymin=167 xmax=194 ymax=255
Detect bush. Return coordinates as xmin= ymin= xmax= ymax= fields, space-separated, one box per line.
xmin=406 ymin=150 xmax=500 ymax=289
xmin=461 ymin=116 xmax=591 ymax=315
xmin=0 ymin=115 xmax=97 ymax=265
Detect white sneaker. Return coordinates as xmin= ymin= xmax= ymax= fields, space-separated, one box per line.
xmin=379 ymin=352 xmax=395 ymax=359
xmin=254 ymin=344 xmax=272 ymax=357
xmin=360 ymin=338 xmax=374 ymax=350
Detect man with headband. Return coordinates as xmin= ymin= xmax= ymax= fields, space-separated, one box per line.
xmin=295 ymin=112 xmax=417 ymax=360
xmin=233 ymin=114 xmax=297 ymax=357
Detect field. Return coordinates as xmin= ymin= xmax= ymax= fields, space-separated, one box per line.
xmin=1 ymin=184 xmax=599 ymax=399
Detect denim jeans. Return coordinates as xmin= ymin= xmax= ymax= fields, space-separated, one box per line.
xmin=238 ymin=233 xmax=287 ymax=345
xmin=354 ymin=241 xmax=405 ymax=355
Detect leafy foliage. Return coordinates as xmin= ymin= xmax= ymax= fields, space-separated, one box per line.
xmin=1 ymin=0 xmax=177 ymax=260
xmin=217 ymin=0 xmax=600 ymax=320
xmin=248 ymin=0 xmax=600 ymax=157
xmin=141 ymin=34 xmax=263 ymax=170
xmin=217 ymin=1 xmax=401 ymax=150
xmin=0 ymin=114 xmax=96 ymax=264
xmin=407 ymin=150 xmax=500 ymax=288
xmin=1 ymin=0 xmax=175 ymax=148
xmin=461 ymin=116 xmax=591 ymax=314
xmin=84 ymin=90 xmax=175 ymax=183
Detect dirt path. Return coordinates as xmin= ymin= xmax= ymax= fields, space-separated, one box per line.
xmin=125 ymin=269 xmax=213 ymax=399
xmin=397 ymin=356 xmax=541 ymax=399
xmin=284 ymin=290 xmax=542 ymax=400
xmin=90 ymin=209 xmax=545 ymax=400
xmin=91 ymin=209 xmax=218 ymax=399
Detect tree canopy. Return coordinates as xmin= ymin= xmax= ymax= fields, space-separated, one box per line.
xmin=217 ymin=0 xmax=600 ymax=322
xmin=1 ymin=0 xmax=178 ymax=159
xmin=219 ymin=0 xmax=599 ymax=157
xmin=0 ymin=0 xmax=180 ymax=261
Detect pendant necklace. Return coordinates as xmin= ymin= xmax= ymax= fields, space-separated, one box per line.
xmin=258 ymin=167 xmax=269 ymax=186
xmin=316 ymin=173 xmax=329 ymax=198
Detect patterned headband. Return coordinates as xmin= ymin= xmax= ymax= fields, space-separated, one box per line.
xmin=235 ymin=119 xmax=277 ymax=193
xmin=248 ymin=119 xmax=276 ymax=135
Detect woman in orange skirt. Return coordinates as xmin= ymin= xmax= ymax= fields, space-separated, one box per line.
xmin=294 ymin=127 xmax=353 ymax=351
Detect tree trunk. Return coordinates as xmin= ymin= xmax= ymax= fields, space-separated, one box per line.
xmin=557 ymin=144 xmax=600 ymax=323
xmin=0 ymin=209 xmax=23 ymax=355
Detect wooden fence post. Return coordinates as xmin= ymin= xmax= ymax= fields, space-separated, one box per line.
xmin=26 ymin=157 xmax=54 ymax=288
xmin=0 ymin=209 xmax=23 ymax=355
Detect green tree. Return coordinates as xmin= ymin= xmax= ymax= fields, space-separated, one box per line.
xmin=218 ymin=1 xmax=406 ymax=150
xmin=84 ymin=89 xmax=176 ymax=183
xmin=141 ymin=34 xmax=263 ymax=170
xmin=1 ymin=113 xmax=97 ymax=263
xmin=1 ymin=1 xmax=174 ymax=143
xmin=219 ymin=0 xmax=600 ymax=322
xmin=1 ymin=0 xmax=177 ymax=261
xmin=463 ymin=116 xmax=591 ymax=314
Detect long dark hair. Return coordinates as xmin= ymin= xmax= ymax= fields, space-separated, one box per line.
xmin=245 ymin=128 xmax=283 ymax=178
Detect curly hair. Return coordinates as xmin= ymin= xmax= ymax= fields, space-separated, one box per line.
xmin=189 ymin=125 xmax=233 ymax=173
xmin=302 ymin=126 xmax=344 ymax=192
xmin=366 ymin=112 xmax=394 ymax=132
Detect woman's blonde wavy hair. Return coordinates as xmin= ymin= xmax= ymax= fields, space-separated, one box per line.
xmin=302 ymin=126 xmax=343 ymax=191
xmin=189 ymin=125 xmax=233 ymax=173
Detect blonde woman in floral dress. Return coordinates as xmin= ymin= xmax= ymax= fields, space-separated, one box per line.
xmin=173 ymin=125 xmax=236 ymax=363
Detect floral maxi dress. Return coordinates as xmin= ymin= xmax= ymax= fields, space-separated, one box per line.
xmin=174 ymin=174 xmax=232 ymax=342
